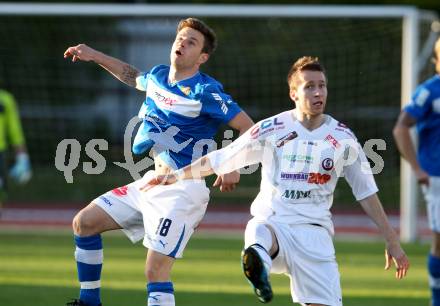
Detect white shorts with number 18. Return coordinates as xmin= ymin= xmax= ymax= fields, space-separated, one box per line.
xmin=94 ymin=170 xmax=210 ymax=258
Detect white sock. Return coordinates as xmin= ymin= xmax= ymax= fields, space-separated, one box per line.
xmin=147 ymin=282 xmax=175 ymax=306
xmin=251 ymin=244 xmax=272 ymax=272
xmin=245 ymin=221 xmax=273 ymax=271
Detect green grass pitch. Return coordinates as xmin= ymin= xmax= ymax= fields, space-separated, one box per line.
xmin=0 ymin=229 xmax=430 ymax=306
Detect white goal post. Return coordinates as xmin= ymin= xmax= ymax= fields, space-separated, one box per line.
xmin=0 ymin=3 xmax=438 ymax=242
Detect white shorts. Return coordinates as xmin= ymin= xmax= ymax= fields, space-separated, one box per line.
xmin=249 ymin=218 xmax=342 ymax=306
xmin=94 ymin=171 xmax=210 ymax=258
xmin=423 ymin=176 xmax=440 ymax=233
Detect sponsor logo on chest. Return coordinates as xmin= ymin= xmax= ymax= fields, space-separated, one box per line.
xmin=147 ymin=80 xmax=202 ymax=118
xmin=282 ymin=154 xmax=314 ymax=164
xmin=280 ymin=172 xmax=331 ymax=184
xmin=324 ymin=134 xmax=340 ymax=149
xmin=250 ymin=117 xmax=285 ymax=138
xmin=276 ymin=131 xmax=298 ymax=147
xmin=282 ymin=189 xmax=311 ymax=200
xmin=154 ymin=91 xmax=177 ymax=106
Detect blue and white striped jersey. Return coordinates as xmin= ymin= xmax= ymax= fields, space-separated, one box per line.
xmin=404 ymin=74 xmax=440 ymax=176
xmin=133 ymin=65 xmax=242 ymax=169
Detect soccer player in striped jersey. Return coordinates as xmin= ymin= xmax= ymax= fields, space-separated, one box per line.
xmin=63 ymin=18 xmax=253 ymax=306
xmin=145 ymin=56 xmax=410 ymax=306
xmin=394 ymin=37 xmax=440 ymax=306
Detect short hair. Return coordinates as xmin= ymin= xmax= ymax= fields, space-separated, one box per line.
xmin=287 ymin=56 xmax=326 ymax=89
xmin=177 ymin=18 xmax=217 ymax=55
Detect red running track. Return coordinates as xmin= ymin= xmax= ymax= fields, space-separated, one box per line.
xmin=0 ymin=203 xmax=431 ymax=240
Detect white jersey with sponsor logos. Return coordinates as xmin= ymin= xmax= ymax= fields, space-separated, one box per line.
xmin=207 ymin=109 xmax=378 ymax=235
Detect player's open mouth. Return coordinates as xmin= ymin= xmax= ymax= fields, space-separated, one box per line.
xmin=313 ymin=101 xmax=323 ymax=106
xmin=175 ymin=50 xmax=182 ymax=56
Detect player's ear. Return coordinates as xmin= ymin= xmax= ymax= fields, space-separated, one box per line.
xmin=289 ymin=88 xmax=297 ymax=102
xmin=198 ymin=53 xmax=209 ymax=65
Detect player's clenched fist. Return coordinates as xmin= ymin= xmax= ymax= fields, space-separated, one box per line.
xmin=63 ymin=44 xmax=97 ymax=62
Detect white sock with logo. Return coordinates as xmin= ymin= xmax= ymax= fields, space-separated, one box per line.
xmin=147 ymin=282 xmax=175 ymax=306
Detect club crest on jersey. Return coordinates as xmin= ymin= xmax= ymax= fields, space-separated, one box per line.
xmin=322 ymin=158 xmax=334 ymax=171
xmin=276 ymin=131 xmax=298 ymax=147
xmin=179 ymin=85 xmax=191 ymax=96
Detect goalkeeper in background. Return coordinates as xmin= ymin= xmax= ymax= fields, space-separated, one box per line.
xmin=393 ymin=36 xmax=440 ymax=306
xmin=0 ymin=89 xmax=32 ymax=214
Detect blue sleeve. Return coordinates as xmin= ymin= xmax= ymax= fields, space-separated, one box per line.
xmin=136 ymin=72 xmax=149 ymax=91
xmin=136 ymin=65 xmax=167 ymax=91
xmin=203 ymin=86 xmax=242 ymax=123
xmin=404 ymin=85 xmax=432 ymax=121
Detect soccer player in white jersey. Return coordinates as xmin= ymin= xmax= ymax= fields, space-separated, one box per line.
xmin=394 ymin=37 xmax=440 ymax=306
xmin=144 ymin=56 xmax=410 ymax=305
xmin=63 ymin=18 xmax=253 ymax=306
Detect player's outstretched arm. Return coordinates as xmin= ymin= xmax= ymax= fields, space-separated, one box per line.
xmin=359 ymin=194 xmax=410 ymax=279
xmin=213 ymin=111 xmax=254 ymax=192
xmin=63 ymin=43 xmax=141 ymax=88
xmin=141 ymin=120 xmax=261 ymax=192
xmin=140 ymin=156 xmax=215 ymax=191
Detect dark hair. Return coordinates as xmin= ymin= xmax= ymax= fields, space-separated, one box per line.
xmin=177 ymin=18 xmax=217 ymax=54
xmin=287 ymin=56 xmax=326 ymax=89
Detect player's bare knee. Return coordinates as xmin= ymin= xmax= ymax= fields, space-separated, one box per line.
xmin=72 ymin=211 xmax=91 ymax=236
xmin=145 ymin=262 xmax=170 ymax=282
xmin=145 ymin=265 xmax=158 ymax=281
xmin=72 ymin=205 xmax=99 ymax=236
